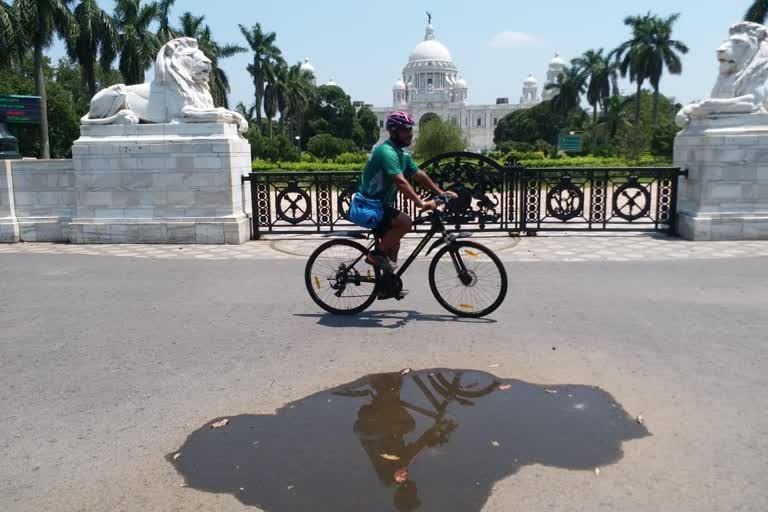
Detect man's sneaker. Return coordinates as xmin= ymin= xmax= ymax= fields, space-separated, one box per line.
xmin=366 ymin=250 xmax=393 ymax=273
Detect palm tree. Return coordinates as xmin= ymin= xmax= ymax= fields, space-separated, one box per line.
xmin=0 ymin=1 xmax=22 ymax=67
xmin=15 ymin=0 xmax=78 ymax=159
xmin=612 ymin=13 xmax=654 ymax=127
xmin=545 ymin=65 xmax=587 ymax=126
xmin=235 ymin=102 xmax=257 ymax=125
xmin=177 ymin=10 xmax=203 ymax=38
xmin=644 ymin=13 xmax=688 ymax=127
xmin=66 ymin=0 xmax=118 ymax=100
xmin=263 ymin=60 xmax=291 ymax=136
xmin=571 ymin=49 xmax=617 ymax=126
xmin=239 ymin=22 xmax=283 ymax=127
xmin=612 ymin=12 xmax=688 ymax=127
xmin=593 ymin=95 xmax=633 ymax=145
xmin=177 ymin=12 xmax=246 ymax=108
xmin=283 ymin=62 xmax=316 ymax=138
xmin=113 ymin=0 xmax=160 ymax=85
xmin=156 ymin=0 xmax=175 ymax=43
xmin=745 ymin=0 xmax=768 ymax=23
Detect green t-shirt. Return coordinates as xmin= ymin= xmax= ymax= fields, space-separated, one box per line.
xmin=358 ymin=140 xmax=419 ymax=206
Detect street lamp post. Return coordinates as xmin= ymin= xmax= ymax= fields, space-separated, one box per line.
xmin=295 ymin=135 xmax=301 ymax=158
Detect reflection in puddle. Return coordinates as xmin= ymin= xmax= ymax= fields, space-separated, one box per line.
xmin=168 ymin=369 xmax=649 ymax=511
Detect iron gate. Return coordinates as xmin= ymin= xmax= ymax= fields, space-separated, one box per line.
xmin=242 ymin=152 xmax=686 ymax=239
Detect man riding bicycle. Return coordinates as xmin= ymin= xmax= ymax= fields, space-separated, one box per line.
xmin=349 ymin=111 xmax=456 ymax=274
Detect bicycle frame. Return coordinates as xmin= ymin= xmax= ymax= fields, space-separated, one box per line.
xmin=349 ymin=209 xmax=465 ymax=283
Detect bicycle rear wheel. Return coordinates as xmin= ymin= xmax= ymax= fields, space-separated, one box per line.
xmin=305 ymin=239 xmax=380 ymax=315
xmin=428 ymin=241 xmax=507 ymax=318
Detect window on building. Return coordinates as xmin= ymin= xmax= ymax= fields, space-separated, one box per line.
xmin=379 ymin=120 xmax=384 ymax=128
xmin=493 ymin=117 xmax=498 ymax=126
xmin=477 ymin=117 xmax=482 ymax=127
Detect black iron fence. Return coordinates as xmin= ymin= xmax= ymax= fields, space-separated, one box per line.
xmin=242 ymin=152 xmax=686 ymax=239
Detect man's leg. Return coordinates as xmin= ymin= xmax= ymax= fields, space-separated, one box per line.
xmin=378 ymin=212 xmax=411 ymax=264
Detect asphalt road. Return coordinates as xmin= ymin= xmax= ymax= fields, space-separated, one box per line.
xmin=1 ymin=253 xmax=766 ymax=511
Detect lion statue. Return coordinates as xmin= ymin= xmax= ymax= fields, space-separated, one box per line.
xmin=676 ymin=22 xmax=768 ymax=127
xmin=81 ymin=37 xmax=248 ymax=133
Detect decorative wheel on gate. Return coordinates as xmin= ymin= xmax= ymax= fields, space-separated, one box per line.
xmin=418 ymin=152 xmax=505 ymax=229
xmin=546 ymin=177 xmax=584 ymax=221
xmin=275 ymin=180 xmax=312 ymax=224
xmin=613 ymin=179 xmax=651 ymax=221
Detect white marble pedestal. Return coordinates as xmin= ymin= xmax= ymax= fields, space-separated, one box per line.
xmin=674 ymin=115 xmax=768 ymax=240
xmin=0 ymin=160 xmax=19 ymax=242
xmin=70 ymin=123 xmax=251 ymax=244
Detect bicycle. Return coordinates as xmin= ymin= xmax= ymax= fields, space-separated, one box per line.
xmin=304 ymin=195 xmax=508 ymax=318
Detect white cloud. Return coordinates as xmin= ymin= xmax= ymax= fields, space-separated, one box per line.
xmin=489 ymin=31 xmax=535 ymax=49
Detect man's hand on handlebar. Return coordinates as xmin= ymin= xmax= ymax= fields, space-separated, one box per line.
xmin=419 ymin=191 xmax=457 ymax=211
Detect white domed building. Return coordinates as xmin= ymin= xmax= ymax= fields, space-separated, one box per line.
xmin=542 ymin=53 xmax=567 ymax=101
xmin=363 ymin=22 xmax=556 ymax=151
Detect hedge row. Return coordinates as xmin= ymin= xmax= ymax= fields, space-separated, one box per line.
xmin=251 ymin=155 xmax=673 ymax=172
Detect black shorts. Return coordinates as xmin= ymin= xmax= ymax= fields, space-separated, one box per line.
xmin=373 ymin=204 xmax=402 ymax=236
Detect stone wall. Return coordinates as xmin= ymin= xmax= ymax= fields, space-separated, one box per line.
xmin=674 ymin=117 xmax=768 ymax=240
xmin=11 ymin=160 xmax=75 ymax=242
xmin=0 ymin=123 xmax=252 ymax=244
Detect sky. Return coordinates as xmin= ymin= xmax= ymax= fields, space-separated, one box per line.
xmin=47 ymin=0 xmax=752 ymax=110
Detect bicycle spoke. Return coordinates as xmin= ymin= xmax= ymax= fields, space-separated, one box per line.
xmin=430 ymin=243 xmax=505 ymax=315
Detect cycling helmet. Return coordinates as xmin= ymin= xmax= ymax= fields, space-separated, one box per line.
xmin=386 ymin=111 xmax=415 ymax=130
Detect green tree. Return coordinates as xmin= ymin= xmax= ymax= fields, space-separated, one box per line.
xmin=66 ymin=0 xmax=118 ymax=100
xmin=613 ymin=12 xmax=688 ymax=127
xmin=177 ymin=12 xmax=246 ymax=108
xmin=235 ymin=101 xmax=257 ymax=125
xmin=0 ymin=56 xmax=82 ymax=157
xmin=306 ymin=133 xmax=355 ymax=161
xmin=177 ymin=10 xmax=203 ymax=37
xmin=239 ymin=22 xmax=283 ymax=127
xmin=650 ymin=122 xmax=678 ymax=157
xmin=0 ymin=1 xmax=26 ymax=67
xmin=113 ymin=0 xmax=160 ymax=85
xmin=494 ymin=100 xmax=561 ymax=146
xmin=262 ymin=59 xmax=286 ymax=137
xmin=301 ymin=84 xmax=357 ymax=144
xmin=745 ymin=0 xmax=768 ymax=23
xmin=15 ymin=0 xmax=78 ymax=159
xmin=155 ymin=0 xmax=175 ymax=43
xmin=592 ymin=95 xmax=633 ymax=145
xmin=282 ymin=61 xmax=316 ymax=138
xmin=571 ymin=49 xmax=617 ymax=126
xmin=356 ymin=106 xmax=380 ymax=150
xmin=412 ymin=117 xmax=466 ymax=161
xmin=544 ymin=66 xmax=587 ymax=133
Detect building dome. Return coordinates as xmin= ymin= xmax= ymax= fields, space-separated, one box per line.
xmin=409 ymin=40 xmax=453 ymax=63
xmin=408 ymin=24 xmax=453 ymax=63
xmin=300 ymin=57 xmax=315 ymax=74
xmin=550 ymin=53 xmax=566 ymax=67
xmin=524 ymin=74 xmax=538 ymax=86
xmin=326 ymin=77 xmax=337 ymax=86
xmin=393 ymin=78 xmax=406 ymax=90
xmin=455 ymin=76 xmax=467 ymax=88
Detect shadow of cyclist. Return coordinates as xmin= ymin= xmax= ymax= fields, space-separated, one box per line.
xmin=294 ymin=310 xmax=496 ymax=329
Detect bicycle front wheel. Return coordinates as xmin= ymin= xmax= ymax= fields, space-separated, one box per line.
xmin=428 ymin=241 xmax=507 ymax=318
xmin=305 ymin=239 xmax=380 ymax=315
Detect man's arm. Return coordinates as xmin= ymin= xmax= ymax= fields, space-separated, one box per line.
xmin=413 ymin=169 xmax=444 ymax=196
xmin=392 ymin=173 xmax=430 ymax=209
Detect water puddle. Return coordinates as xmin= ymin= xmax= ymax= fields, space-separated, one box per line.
xmin=168 ymin=369 xmax=649 ymax=511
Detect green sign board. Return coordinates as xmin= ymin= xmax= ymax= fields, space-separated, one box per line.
xmin=0 ymin=94 xmax=42 ymax=124
xmin=558 ymin=134 xmax=583 ymax=153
